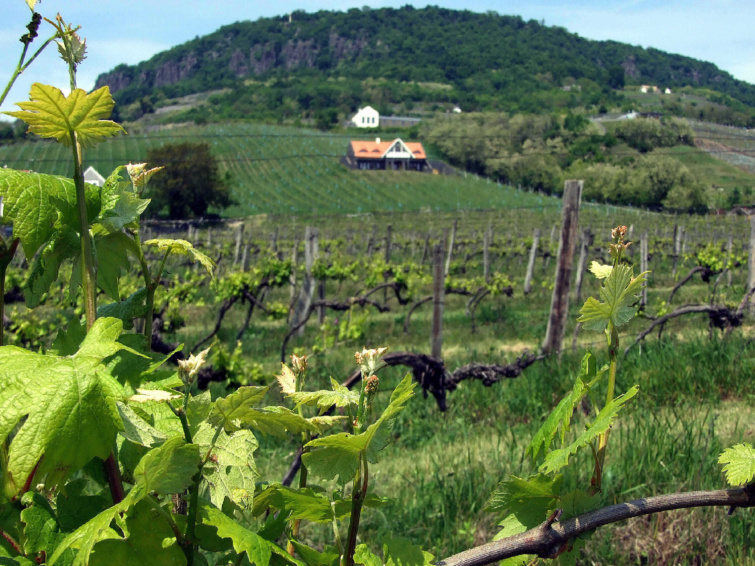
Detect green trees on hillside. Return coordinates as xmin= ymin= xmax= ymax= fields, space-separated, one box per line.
xmin=145 ymin=142 xmax=234 ymax=219
xmin=424 ymin=112 xmax=706 ymax=211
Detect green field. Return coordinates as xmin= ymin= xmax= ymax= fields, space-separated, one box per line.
xmin=0 ymin=122 xmax=563 ymax=216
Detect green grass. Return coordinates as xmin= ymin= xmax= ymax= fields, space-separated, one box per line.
xmin=0 ymin=122 xmax=564 ymax=215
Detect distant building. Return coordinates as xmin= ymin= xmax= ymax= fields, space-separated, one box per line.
xmin=453 ymin=106 xmax=462 ymax=113
xmin=351 ymin=106 xmax=379 ymax=128
xmin=665 ymin=88 xmax=672 ymax=94
xmin=640 ymin=85 xmax=660 ymax=94
xmin=345 ymin=138 xmax=429 ymax=171
xmin=83 ymin=166 xmax=105 ymax=186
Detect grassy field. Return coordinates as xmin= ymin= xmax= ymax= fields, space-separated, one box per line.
xmin=0 ymin=122 xmax=563 ymax=215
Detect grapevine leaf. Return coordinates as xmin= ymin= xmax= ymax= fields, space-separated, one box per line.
xmin=56 ymin=479 xmax=111 ymax=532
xmin=577 ymin=265 xmax=648 ymax=332
xmin=195 ymin=424 xmax=258 ymax=509
xmin=93 ymin=231 xmax=133 ymax=301
xmin=88 ymin=500 xmax=186 ymax=566
xmin=4 ymin=84 xmax=124 ymax=148
xmin=304 ymin=374 xmax=415 ymax=484
xmin=540 ymin=386 xmax=639 ymax=474
xmin=308 ymin=415 xmax=347 ymax=434
xmin=116 ymin=401 xmax=168 ymax=447
xmin=492 ymin=517 xmax=534 ymax=565
xmin=144 ymin=239 xmax=215 ymax=277
xmin=186 ymin=391 xmax=213 ymax=436
xmin=0 ymin=318 xmax=131 ymax=494
xmin=48 ymin=501 xmax=125 ymax=566
xmin=207 ymin=386 xmax=269 ymax=433
xmin=292 ymin=541 xmax=339 ymax=566
xmin=0 ymin=169 xmax=97 ymax=258
xmin=354 ymin=545 xmax=382 ymax=566
xmin=198 ymin=501 xmax=295 ymax=566
xmin=486 ymin=474 xmax=563 ymax=519
xmin=253 ymin=486 xmax=334 ymax=523
xmin=96 ymin=190 xmax=150 ymax=234
xmin=275 ymin=363 xmax=296 ymax=395
xmin=129 ymin=436 xmax=201 ymax=500
xmin=97 ymin=287 xmax=149 ymax=330
xmin=527 ymin=354 xmax=595 ymax=462
xmin=23 ymin=226 xmax=80 ymax=308
xmin=718 ymin=443 xmax=755 ymax=486
xmin=20 ymin=492 xmax=75 ymax=564
xmin=105 ymin=333 xmax=181 ymax=390
xmin=332 ymin=493 xmax=389 ymax=520
xmin=288 ymin=378 xmax=359 ymax=412
xmin=50 ymin=317 xmax=87 ymax=356
xmin=241 ymin=407 xmax=320 ymax=438
xmin=383 ymin=536 xmax=435 ymax=566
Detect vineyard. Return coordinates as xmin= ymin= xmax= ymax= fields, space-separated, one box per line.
xmin=2 ymin=6 xmax=755 ymax=566
xmin=3 ymin=194 xmax=755 ymax=563
xmin=0 ymin=122 xmax=564 ymax=216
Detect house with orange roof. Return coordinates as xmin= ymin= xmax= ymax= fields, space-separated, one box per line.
xmin=345 ymin=138 xmax=429 ymax=171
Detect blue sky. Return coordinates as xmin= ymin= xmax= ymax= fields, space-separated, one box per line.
xmin=1 ymin=0 xmax=753 ymax=116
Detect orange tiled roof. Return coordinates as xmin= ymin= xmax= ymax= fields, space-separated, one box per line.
xmin=349 ymin=139 xmax=426 ymax=160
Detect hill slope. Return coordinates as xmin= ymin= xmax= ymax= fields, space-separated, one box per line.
xmin=94 ymin=6 xmax=755 ymax=117
xmin=0 ymin=123 xmax=562 ymax=216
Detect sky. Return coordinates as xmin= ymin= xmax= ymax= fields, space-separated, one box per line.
xmin=1 ymin=0 xmax=753 ymax=117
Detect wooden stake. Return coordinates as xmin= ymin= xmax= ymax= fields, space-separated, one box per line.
xmin=431 ymin=242 xmax=445 ymax=360
xmin=542 ymin=180 xmax=583 ymax=355
xmin=524 ymin=228 xmax=541 ymax=295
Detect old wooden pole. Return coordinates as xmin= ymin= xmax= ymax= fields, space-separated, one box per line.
xmin=524 ymin=228 xmax=541 ymax=295
xmin=431 ymin=243 xmax=445 ymax=360
xmin=748 ymin=216 xmax=755 ymax=302
xmin=445 ymin=219 xmax=458 ymax=277
xmin=233 ymin=222 xmax=245 ymax=268
xmin=573 ymin=228 xmax=591 ymax=304
xmin=727 ymin=234 xmax=734 ymax=287
xmin=542 ymin=180 xmax=583 ymax=355
xmin=640 ymin=230 xmax=649 ymax=310
xmin=483 ymin=224 xmax=492 ymax=284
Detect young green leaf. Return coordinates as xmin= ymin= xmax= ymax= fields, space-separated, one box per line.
xmin=718 ymin=443 xmax=755 ymax=486
xmin=195 ymin=423 xmax=258 ymax=509
xmin=288 ymin=378 xmax=360 ymax=412
xmin=24 ymin=226 xmax=80 ymax=308
xmin=129 ymin=436 xmax=201 ymax=500
xmin=304 ymin=374 xmax=416 ymax=484
xmin=354 ymin=545 xmax=382 ymax=566
xmin=198 ymin=502 xmax=300 ymax=566
xmin=207 ymin=386 xmax=269 ymax=433
xmin=144 ymin=239 xmax=215 ymax=277
xmin=88 ymin=500 xmax=186 ymax=566
xmin=0 ymin=318 xmax=135 ymax=495
xmin=540 ymin=385 xmax=639 ymax=475
xmin=116 ymin=401 xmax=168 ymax=447
xmin=4 ymin=84 xmax=124 ymax=148
xmin=527 ymin=354 xmax=596 ymax=462
xmin=97 ymin=287 xmax=150 ymax=329
xmin=49 ymin=500 xmax=128 ymax=566
xmin=383 ymin=536 xmax=435 ymax=566
xmin=20 ymin=492 xmax=75 ymax=563
xmin=578 ymin=265 xmax=649 ymax=332
xmin=0 ymin=169 xmax=98 ymax=258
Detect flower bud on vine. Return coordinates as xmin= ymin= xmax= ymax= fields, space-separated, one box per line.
xmin=290 ymin=353 xmax=307 ymax=374
xmin=178 ymin=346 xmax=210 ymax=384
xmin=355 ymin=346 xmax=388 ymax=377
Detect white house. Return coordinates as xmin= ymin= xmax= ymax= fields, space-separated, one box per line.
xmin=351 ymin=106 xmax=379 ymax=128
xmin=83 ymin=166 xmax=105 ymax=187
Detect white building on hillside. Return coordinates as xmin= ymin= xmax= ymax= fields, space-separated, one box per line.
xmin=83 ymin=166 xmax=105 ymax=187
xmin=351 ymin=106 xmax=379 ymax=128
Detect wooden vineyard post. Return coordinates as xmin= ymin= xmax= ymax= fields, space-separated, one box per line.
xmin=483 ymin=224 xmax=492 ymax=284
xmin=233 ymin=222 xmax=245 ymax=268
xmin=445 ymin=219 xmax=457 ymax=277
xmin=671 ymin=224 xmax=682 ymax=279
xmin=524 ymin=228 xmax=541 ymax=295
xmin=573 ymin=228 xmax=591 ymax=304
xmin=640 ymin=230 xmax=649 ymax=310
xmin=431 ymin=242 xmax=445 ymax=360
xmin=292 ymin=226 xmax=318 ymax=336
xmin=205 ymin=227 xmax=212 ymax=249
xmin=749 ymin=215 xmax=755 ymax=304
xmin=384 ymin=224 xmax=392 ymax=305
xmin=288 ymin=237 xmax=299 ymax=321
xmin=727 ymin=234 xmax=734 ymax=287
xmin=542 ymin=180 xmax=583 ymax=355
xmin=421 ymin=233 xmax=430 ymax=265
xmin=241 ymin=237 xmax=251 ymax=272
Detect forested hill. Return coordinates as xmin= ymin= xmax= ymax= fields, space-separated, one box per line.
xmin=95 ymin=6 xmax=755 ymax=112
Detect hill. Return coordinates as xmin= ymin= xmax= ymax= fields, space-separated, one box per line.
xmin=93 ymin=6 xmax=755 ymax=123
xmin=0 ymin=122 xmax=563 ymax=216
